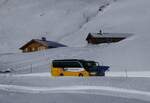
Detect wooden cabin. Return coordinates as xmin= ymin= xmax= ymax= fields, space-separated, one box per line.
xmin=86 ymin=32 xmax=131 ymax=44
xmin=20 ymin=37 xmax=66 ymax=53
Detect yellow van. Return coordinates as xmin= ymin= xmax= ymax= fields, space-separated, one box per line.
xmin=51 ymin=59 xmax=109 ymax=77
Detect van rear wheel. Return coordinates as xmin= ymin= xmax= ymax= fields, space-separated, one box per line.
xmin=79 ymin=73 xmax=83 ymax=77
xmin=60 ymin=73 xmax=64 ymax=76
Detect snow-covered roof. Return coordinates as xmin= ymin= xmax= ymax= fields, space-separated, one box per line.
xmin=89 ymin=33 xmax=132 ymax=38
xmin=20 ymin=39 xmax=66 ymax=49
xmin=33 ymin=39 xmax=67 ymax=47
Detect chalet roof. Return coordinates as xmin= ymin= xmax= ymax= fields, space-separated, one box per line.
xmin=33 ymin=39 xmax=66 ymax=47
xmin=89 ymin=33 xmax=132 ymax=38
xmin=20 ymin=39 xmax=66 ymax=50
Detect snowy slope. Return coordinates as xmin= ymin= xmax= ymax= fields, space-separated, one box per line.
xmin=61 ymin=0 xmax=150 ymax=71
xmin=0 ymin=0 xmax=150 ymax=72
xmin=0 ymin=0 xmax=111 ymax=53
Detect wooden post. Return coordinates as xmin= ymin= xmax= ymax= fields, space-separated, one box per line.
xmin=30 ymin=64 xmax=33 ymax=73
xmin=125 ymin=68 xmax=128 ymax=79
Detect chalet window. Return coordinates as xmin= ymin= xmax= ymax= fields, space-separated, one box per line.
xmin=38 ymin=47 xmax=46 ymax=51
xmin=32 ymin=48 xmax=35 ymax=51
xmin=25 ymin=48 xmax=28 ymax=52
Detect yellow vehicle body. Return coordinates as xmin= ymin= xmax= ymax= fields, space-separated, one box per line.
xmin=51 ymin=67 xmax=89 ymax=77
xmin=50 ymin=59 xmax=108 ymax=77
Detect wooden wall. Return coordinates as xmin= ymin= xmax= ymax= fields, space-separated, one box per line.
xmin=22 ymin=42 xmax=47 ymax=53
xmin=87 ymin=37 xmax=125 ymax=44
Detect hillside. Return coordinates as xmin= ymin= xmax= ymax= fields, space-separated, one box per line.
xmin=0 ymin=0 xmax=150 ymax=72
xmin=0 ymin=0 xmax=111 ymax=52
xmin=1 ymin=1 xmax=150 ymax=102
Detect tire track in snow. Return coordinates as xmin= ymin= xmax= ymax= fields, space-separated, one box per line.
xmin=0 ymin=84 xmax=150 ymax=101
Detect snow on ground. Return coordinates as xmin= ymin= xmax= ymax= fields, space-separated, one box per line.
xmin=62 ymin=0 xmax=150 ymax=71
xmin=0 ymin=46 xmax=149 ymax=73
xmin=0 ymin=90 xmax=148 ymax=103
xmin=106 ymin=71 xmax=150 ymax=77
xmin=1 ymin=71 xmax=150 ymax=102
xmin=0 ymin=0 xmax=150 ymax=72
xmin=0 ymin=75 xmax=150 ymax=102
xmin=0 ymin=84 xmax=150 ymax=101
xmin=0 ymin=0 xmax=112 ymax=53
xmin=1 ymin=74 xmax=150 ymax=92
xmin=13 ymin=72 xmax=51 ymax=77
xmin=0 ymin=0 xmax=150 ymax=102
xmin=16 ymin=71 xmax=150 ymax=78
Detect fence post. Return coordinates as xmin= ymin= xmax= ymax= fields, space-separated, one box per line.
xmin=125 ymin=68 xmax=128 ymax=79
xmin=30 ymin=64 xmax=32 ymax=73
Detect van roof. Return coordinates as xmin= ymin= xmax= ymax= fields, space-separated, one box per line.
xmin=52 ymin=59 xmax=86 ymax=62
xmin=52 ymin=59 xmax=97 ymax=64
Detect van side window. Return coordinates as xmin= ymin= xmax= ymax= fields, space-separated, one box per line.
xmin=68 ymin=62 xmax=81 ymax=67
xmin=53 ymin=61 xmax=82 ymax=68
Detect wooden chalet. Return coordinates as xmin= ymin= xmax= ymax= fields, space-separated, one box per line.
xmin=20 ymin=37 xmax=66 ymax=53
xmin=86 ymin=32 xmax=131 ymax=44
